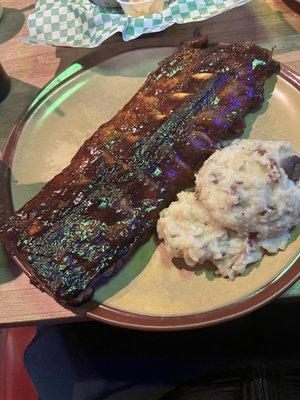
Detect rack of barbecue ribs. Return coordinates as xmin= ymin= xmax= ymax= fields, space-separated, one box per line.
xmin=0 ymin=36 xmax=280 ymax=305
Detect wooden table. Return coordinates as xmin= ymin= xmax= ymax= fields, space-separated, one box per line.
xmin=0 ymin=0 xmax=299 ymax=327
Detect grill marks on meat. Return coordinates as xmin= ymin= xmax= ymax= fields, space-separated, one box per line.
xmin=0 ymin=38 xmax=280 ymax=304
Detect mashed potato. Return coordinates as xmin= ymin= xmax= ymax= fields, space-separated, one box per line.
xmin=157 ymin=140 xmax=300 ymax=279
xmin=157 ymin=192 xmax=262 ymax=279
xmin=196 ymin=140 xmax=300 ymax=240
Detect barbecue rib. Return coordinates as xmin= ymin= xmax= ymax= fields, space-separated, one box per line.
xmin=0 ymin=37 xmax=279 ymax=305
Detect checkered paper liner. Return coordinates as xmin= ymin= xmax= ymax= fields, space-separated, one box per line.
xmin=26 ymin=0 xmax=249 ymax=48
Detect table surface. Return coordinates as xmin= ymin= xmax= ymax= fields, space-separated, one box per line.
xmin=0 ymin=0 xmax=299 ymax=327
